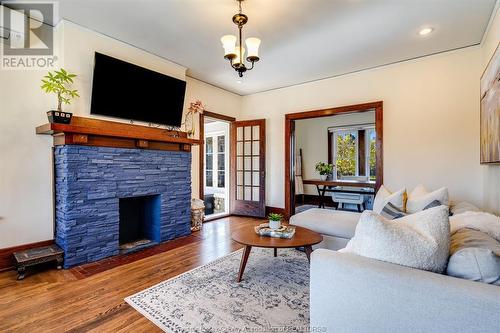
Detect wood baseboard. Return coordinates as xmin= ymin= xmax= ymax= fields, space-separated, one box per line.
xmin=296 ymin=194 xmax=336 ymax=207
xmin=0 ymin=240 xmax=54 ymax=272
xmin=204 ymin=213 xmax=231 ymax=222
xmin=265 ymin=206 xmax=286 ymax=217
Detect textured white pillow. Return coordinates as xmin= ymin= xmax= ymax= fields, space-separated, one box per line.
xmin=340 ymin=205 xmax=450 ymax=273
xmin=406 ymin=185 xmax=449 ymax=214
xmin=372 ymin=185 xmax=406 ymax=214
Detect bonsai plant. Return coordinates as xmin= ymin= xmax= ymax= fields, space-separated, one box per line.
xmin=41 ymin=68 xmax=79 ymax=124
xmin=315 ymin=162 xmax=334 ymax=181
xmin=268 ymin=213 xmax=283 ymax=230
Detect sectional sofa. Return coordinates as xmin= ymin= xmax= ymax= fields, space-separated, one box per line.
xmin=290 ymin=207 xmax=500 ymax=332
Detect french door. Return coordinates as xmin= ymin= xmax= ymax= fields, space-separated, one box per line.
xmin=230 ymin=119 xmax=266 ymax=217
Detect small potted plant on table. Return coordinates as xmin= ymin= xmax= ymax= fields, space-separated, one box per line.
xmin=315 ymin=162 xmax=334 ymax=181
xmin=268 ymin=213 xmax=283 ymax=230
xmin=41 ymin=68 xmax=79 ymax=124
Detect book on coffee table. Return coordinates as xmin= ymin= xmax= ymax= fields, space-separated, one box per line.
xmin=254 ymin=223 xmax=296 ymax=239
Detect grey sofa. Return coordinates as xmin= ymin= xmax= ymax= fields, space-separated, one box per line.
xmin=290 ymin=208 xmax=360 ymax=250
xmin=310 ymin=249 xmax=500 ymax=332
xmin=291 ymin=207 xmax=500 ymax=332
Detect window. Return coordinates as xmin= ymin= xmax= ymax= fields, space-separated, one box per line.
xmin=205 ymin=134 xmax=226 ymax=189
xmin=367 ymin=129 xmax=376 ymax=181
xmin=331 ymin=126 xmax=376 ymax=179
xmin=334 ymin=131 xmax=358 ymax=178
xmin=217 ymin=136 xmax=225 ymax=187
xmin=205 ymin=137 xmax=213 ymax=187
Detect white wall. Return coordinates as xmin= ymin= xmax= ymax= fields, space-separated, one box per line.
xmin=1 ymin=10 xmax=498 ymax=248
xmin=481 ymin=6 xmax=500 ymax=215
xmin=0 ymin=19 xmax=62 ymax=248
xmin=295 ymin=111 xmax=375 ymax=195
xmin=184 ymin=77 xmax=241 ymax=199
xmin=0 ymin=21 xmax=240 ymax=248
xmin=241 ymin=46 xmax=484 ymax=209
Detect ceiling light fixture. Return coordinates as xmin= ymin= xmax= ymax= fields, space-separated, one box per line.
xmin=418 ymin=27 xmax=434 ymax=36
xmin=221 ymin=0 xmax=261 ymax=78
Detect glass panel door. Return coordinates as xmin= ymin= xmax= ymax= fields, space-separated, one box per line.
xmin=231 ymin=119 xmax=266 ymax=217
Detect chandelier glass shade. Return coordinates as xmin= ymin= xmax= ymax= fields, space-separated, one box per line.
xmin=220 ymin=0 xmax=261 ymax=77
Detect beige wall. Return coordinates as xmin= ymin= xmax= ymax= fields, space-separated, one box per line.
xmin=241 ymin=46 xmax=484 ymax=209
xmin=1 ymin=10 xmax=498 ymax=248
xmin=481 ymin=6 xmax=500 ymax=215
xmin=184 ymin=77 xmax=241 ymax=199
xmin=0 ymin=21 xmax=240 ymax=248
xmin=295 ymin=111 xmax=375 ymax=195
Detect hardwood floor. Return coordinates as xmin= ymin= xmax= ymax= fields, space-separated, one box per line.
xmin=0 ymin=216 xmax=264 ymax=332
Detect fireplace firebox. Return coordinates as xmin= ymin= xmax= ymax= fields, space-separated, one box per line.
xmin=119 ymin=195 xmax=161 ymax=252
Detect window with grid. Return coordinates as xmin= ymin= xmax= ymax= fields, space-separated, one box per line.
xmin=205 ymin=135 xmax=226 ymax=189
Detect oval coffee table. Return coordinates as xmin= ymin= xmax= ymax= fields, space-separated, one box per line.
xmin=231 ymin=225 xmax=323 ymax=282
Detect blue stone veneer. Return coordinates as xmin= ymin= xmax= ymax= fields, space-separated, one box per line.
xmin=54 ymin=145 xmax=192 ymax=268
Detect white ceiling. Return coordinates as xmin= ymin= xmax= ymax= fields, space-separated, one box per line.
xmin=50 ymin=0 xmax=498 ymax=94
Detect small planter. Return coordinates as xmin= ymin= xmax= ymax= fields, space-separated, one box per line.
xmin=47 ymin=110 xmax=72 ymax=124
xmin=320 ymin=174 xmax=328 ymax=181
xmin=269 ymin=219 xmax=281 ymax=230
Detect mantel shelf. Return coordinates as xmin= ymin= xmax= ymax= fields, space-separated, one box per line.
xmin=36 ymin=116 xmax=201 ymax=152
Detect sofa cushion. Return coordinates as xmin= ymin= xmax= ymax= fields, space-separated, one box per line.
xmin=406 ymin=185 xmax=449 ymax=214
xmin=372 ymin=185 xmax=406 ymax=214
xmin=450 ymin=201 xmax=480 ymax=216
xmin=289 ymin=208 xmax=361 ymax=239
xmin=340 ymin=205 xmax=450 ymax=273
xmin=447 ymin=228 xmax=500 ymax=285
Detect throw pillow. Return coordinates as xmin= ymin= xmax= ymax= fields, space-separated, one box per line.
xmin=406 ymin=185 xmax=449 ymax=214
xmin=447 ymin=228 xmax=500 ymax=285
xmin=380 ymin=202 xmax=407 ymax=220
xmin=372 ymin=185 xmax=406 ymax=214
xmin=340 ymin=205 xmax=450 ymax=273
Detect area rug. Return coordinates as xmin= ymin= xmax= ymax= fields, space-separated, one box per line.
xmin=125 ymin=248 xmax=310 ymax=332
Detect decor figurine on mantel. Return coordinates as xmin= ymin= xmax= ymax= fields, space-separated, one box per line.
xmin=315 ymin=162 xmax=334 ymax=181
xmin=182 ymin=100 xmax=205 ymax=138
xmin=41 ymin=68 xmax=79 ymax=124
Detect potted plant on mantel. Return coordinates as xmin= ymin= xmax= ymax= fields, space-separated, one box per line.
xmin=41 ymin=68 xmax=79 ymax=124
xmin=268 ymin=213 xmax=283 ymax=230
xmin=315 ymin=162 xmax=334 ymax=181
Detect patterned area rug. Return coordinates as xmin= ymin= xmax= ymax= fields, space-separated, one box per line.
xmin=125 ymin=248 xmax=310 ymax=332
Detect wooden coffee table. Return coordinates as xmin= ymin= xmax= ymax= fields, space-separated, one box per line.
xmin=231 ymin=225 xmax=323 ymax=282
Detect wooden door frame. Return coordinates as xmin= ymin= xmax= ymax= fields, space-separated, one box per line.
xmin=284 ymin=101 xmax=383 ymax=217
xmin=199 ymin=111 xmax=236 ymax=200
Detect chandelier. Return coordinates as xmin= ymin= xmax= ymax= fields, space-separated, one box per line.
xmin=220 ymin=0 xmax=261 ymax=78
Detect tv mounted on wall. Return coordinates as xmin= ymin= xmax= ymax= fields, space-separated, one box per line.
xmin=90 ymin=52 xmax=186 ymax=127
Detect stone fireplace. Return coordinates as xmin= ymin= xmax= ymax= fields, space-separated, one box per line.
xmin=54 ymin=145 xmax=192 ymax=268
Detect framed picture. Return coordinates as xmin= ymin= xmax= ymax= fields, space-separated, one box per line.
xmin=480 ymin=42 xmax=500 ymax=164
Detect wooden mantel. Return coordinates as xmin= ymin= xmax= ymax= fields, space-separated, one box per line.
xmin=36 ymin=116 xmax=202 ymax=152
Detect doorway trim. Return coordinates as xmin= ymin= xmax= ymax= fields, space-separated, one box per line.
xmin=199 ymin=111 xmax=236 ymax=201
xmin=284 ymin=101 xmax=383 ymax=217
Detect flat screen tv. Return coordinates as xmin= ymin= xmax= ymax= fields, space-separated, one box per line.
xmin=90 ymin=52 xmax=186 ymax=127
